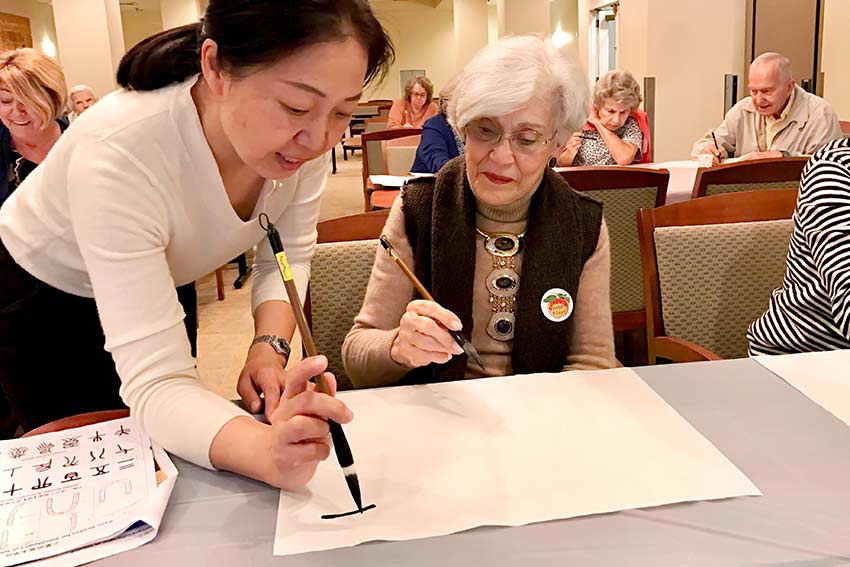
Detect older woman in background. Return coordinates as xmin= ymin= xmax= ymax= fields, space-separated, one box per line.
xmin=558 ymin=70 xmax=643 ymax=166
xmin=0 ymin=48 xmax=68 ymax=206
xmin=410 ymin=82 xmax=464 ymax=173
xmin=68 ymin=84 xmax=98 ymax=121
xmin=387 ymin=75 xmax=438 ymax=129
xmin=343 ymin=35 xmax=616 ymax=388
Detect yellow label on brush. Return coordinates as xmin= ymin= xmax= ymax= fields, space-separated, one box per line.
xmin=275 ymin=251 xmax=294 ymax=281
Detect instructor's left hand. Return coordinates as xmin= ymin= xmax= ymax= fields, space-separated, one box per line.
xmin=237 ymin=342 xmax=289 ymax=420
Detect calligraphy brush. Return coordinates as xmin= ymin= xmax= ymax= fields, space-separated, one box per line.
xmin=259 ymin=214 xmax=362 ymax=512
xmin=379 ymin=235 xmax=486 ymax=373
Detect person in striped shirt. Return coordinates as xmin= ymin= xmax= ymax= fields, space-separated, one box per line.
xmin=748 ymin=135 xmax=850 ymax=355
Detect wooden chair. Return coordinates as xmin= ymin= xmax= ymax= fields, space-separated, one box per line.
xmin=559 ymin=167 xmax=669 ymax=365
xmin=839 ymin=121 xmax=850 ymax=136
xmin=362 ymin=127 xmax=421 ymax=211
xmin=692 ymin=157 xmax=808 ymax=198
xmin=305 ymin=210 xmax=390 ymax=390
xmin=366 ymin=99 xmax=393 ymax=106
xmin=638 ymin=190 xmax=798 ymax=364
xmin=23 ymin=409 xmax=130 ymax=437
xmin=343 ymin=117 xmax=388 ymax=160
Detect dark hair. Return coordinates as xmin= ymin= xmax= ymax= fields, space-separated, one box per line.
xmin=117 ymin=0 xmax=394 ymax=91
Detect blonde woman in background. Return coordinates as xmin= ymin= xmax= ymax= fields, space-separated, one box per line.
xmin=388 ymin=75 xmax=438 ymax=128
xmin=558 ymin=70 xmax=643 ymax=166
xmin=68 ymin=84 xmax=98 ymax=121
xmin=0 ymin=48 xmax=68 ymax=206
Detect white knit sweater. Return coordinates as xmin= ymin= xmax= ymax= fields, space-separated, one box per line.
xmin=0 ymin=77 xmax=327 ymax=468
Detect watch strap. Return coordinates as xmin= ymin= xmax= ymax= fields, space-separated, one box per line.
xmin=251 ymin=335 xmax=291 ymax=358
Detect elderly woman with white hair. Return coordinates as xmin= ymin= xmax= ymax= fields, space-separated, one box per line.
xmin=558 ymin=70 xmax=643 ymax=166
xmin=343 ymin=35 xmax=616 ymax=388
xmin=68 ymin=84 xmax=97 ymax=121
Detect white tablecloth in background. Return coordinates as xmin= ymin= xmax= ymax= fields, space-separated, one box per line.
xmin=638 ymin=160 xmax=700 ymax=204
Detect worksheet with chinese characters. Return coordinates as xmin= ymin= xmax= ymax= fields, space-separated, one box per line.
xmin=0 ymin=417 xmax=177 ymax=567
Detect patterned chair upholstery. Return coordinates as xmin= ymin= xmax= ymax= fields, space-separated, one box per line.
xmin=692 ymin=157 xmax=807 ymax=198
xmin=704 ymin=180 xmax=799 ymax=197
xmin=654 ymin=220 xmax=793 ymax=359
xmin=583 ymin=187 xmax=661 ymax=314
xmin=307 ymin=209 xmax=389 ymax=390
xmin=310 ymin=240 xmax=380 ymax=390
xmin=638 ymin=189 xmax=799 ymax=364
xmin=558 ymin=167 xmax=669 ymax=334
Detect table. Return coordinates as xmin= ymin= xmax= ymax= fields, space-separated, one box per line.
xmin=96 ymin=358 xmax=850 ymax=566
xmin=638 ymin=160 xmax=700 ymax=204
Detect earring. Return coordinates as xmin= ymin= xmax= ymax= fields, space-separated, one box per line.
xmin=548 ymin=157 xmax=557 ymax=168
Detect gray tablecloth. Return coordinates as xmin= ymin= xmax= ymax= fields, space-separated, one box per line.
xmin=96 ymin=358 xmax=850 ymax=566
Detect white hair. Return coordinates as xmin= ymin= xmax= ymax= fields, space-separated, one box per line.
xmin=751 ymin=52 xmax=793 ymax=83
xmin=69 ymin=84 xmax=96 ymax=98
xmin=447 ymin=35 xmax=590 ymax=143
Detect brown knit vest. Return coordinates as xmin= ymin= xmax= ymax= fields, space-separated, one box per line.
xmin=401 ymin=157 xmax=602 ymax=384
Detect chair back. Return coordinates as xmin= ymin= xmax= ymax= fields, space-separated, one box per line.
xmin=386 ymin=145 xmax=419 ymax=175
xmin=638 ymin=190 xmax=798 ymax=363
xmin=308 ymin=210 xmax=390 ymax=390
xmin=692 ymin=157 xmax=807 ymax=198
xmin=558 ymin=167 xmax=669 ymax=330
xmin=362 ymin=128 xmax=421 ymax=210
xmin=364 ymin=117 xmax=388 ymax=133
xmin=631 ymin=109 xmax=652 ymax=163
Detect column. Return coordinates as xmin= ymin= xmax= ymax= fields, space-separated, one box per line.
xmin=161 ymin=0 xmax=203 ymax=30
xmin=497 ymin=0 xmax=550 ymax=37
xmin=454 ymin=0 xmax=489 ymax=72
xmin=52 ymin=0 xmax=125 ymax=98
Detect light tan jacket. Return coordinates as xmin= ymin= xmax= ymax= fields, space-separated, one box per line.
xmin=691 ymin=86 xmax=842 ymax=158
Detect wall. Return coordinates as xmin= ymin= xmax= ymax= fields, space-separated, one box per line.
xmin=160 ymin=0 xmax=201 ymax=30
xmin=497 ymin=0 xmax=549 ymax=37
xmin=0 ymin=0 xmax=57 ymax=59
xmin=121 ymin=7 xmax=162 ymax=51
xmin=367 ymin=0 xmax=455 ymax=101
xmin=454 ymin=0 xmax=488 ymax=72
xmin=550 ymin=0 xmax=579 ymax=46
xmin=822 ymin=0 xmax=850 ymax=119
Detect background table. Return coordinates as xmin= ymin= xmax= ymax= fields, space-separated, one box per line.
xmin=96 ymin=358 xmax=850 ymax=566
xmin=639 ymin=160 xmax=700 ymax=204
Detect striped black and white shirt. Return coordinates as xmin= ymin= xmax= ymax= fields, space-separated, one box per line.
xmin=748 ymin=136 xmax=850 ymax=355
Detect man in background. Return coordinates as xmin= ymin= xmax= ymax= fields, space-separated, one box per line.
xmin=692 ymin=52 xmax=841 ymax=163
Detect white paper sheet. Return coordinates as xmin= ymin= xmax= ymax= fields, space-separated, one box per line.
xmin=0 ymin=418 xmax=178 ymax=567
xmin=755 ymin=350 xmax=850 ymax=426
xmin=274 ymin=368 xmax=760 ymax=556
xmin=368 ymin=175 xmax=411 ymax=188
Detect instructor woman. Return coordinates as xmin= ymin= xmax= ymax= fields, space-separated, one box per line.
xmin=0 ymin=0 xmax=393 ymax=490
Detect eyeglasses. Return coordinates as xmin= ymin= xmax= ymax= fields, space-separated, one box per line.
xmin=465 ymin=118 xmax=557 ymax=156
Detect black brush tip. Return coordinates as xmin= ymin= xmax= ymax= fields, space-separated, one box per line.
xmin=345 ymin=472 xmax=363 ymax=512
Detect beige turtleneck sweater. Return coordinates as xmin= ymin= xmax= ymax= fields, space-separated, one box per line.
xmin=342 ymin=191 xmax=616 ymax=389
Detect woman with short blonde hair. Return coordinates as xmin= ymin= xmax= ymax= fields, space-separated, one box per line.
xmin=388 ymin=75 xmax=438 ymax=128
xmin=0 ymin=48 xmax=69 ymax=205
xmin=558 ymin=69 xmax=644 ymax=166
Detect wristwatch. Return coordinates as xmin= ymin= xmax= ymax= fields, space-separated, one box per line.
xmin=779 ymin=149 xmax=791 ymax=158
xmin=251 ymin=335 xmax=291 ymax=359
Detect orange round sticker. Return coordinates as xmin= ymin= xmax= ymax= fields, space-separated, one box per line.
xmin=540 ymin=288 xmax=573 ymax=322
